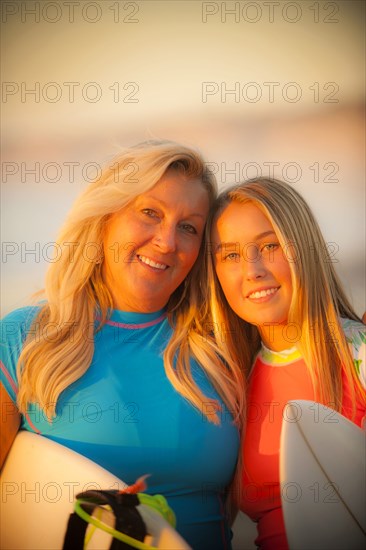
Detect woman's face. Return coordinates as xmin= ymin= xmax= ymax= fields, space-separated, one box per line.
xmin=102 ymin=169 xmax=210 ymax=313
xmin=212 ymin=201 xmax=293 ymax=349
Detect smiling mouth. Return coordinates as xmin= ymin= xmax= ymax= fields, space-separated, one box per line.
xmin=137 ymin=255 xmax=168 ymax=271
xmin=247 ymin=287 xmax=279 ymax=299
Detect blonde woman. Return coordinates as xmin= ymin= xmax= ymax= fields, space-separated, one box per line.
xmin=0 ymin=140 xmax=244 ymax=549
xmin=204 ymin=177 xmax=365 ymax=549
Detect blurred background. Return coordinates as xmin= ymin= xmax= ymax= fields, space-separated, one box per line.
xmin=0 ymin=1 xmax=365 ymax=546
xmin=1 ymin=0 xmax=365 ymax=319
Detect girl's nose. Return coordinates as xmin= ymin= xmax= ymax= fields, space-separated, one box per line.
xmin=242 ymin=245 xmax=267 ymax=280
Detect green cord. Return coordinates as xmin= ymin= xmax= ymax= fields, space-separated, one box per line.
xmin=75 ymin=499 xmax=157 ymax=550
xmin=75 ymin=492 xmax=177 ymax=549
xmin=137 ymin=493 xmax=176 ymax=528
xmin=84 ymin=505 xmax=108 ymax=548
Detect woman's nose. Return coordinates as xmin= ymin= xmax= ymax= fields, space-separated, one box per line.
xmin=152 ymin=223 xmax=177 ymax=253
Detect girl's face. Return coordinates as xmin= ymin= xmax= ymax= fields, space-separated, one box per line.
xmin=212 ymin=201 xmax=293 ymax=350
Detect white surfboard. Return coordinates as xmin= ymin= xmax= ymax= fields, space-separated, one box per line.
xmin=0 ymin=430 xmax=191 ymax=550
xmin=280 ymin=400 xmax=366 ymax=550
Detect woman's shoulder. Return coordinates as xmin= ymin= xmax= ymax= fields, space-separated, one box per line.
xmin=1 ymin=305 xmax=42 ymax=340
xmin=1 ymin=305 xmax=41 ymax=323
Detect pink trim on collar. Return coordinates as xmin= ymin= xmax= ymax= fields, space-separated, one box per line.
xmin=103 ymin=312 xmax=167 ymax=330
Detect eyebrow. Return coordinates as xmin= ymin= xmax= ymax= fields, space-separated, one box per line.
xmin=215 ymin=231 xmax=277 ymax=252
xmin=142 ymin=195 xmax=206 ymax=219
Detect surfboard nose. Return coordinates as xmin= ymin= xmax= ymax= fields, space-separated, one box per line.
xmin=280 ymin=400 xmax=366 ymax=550
xmin=0 ymin=431 xmax=191 ymax=550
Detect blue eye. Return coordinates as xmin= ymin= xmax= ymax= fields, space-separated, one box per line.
xmin=224 ymin=252 xmax=240 ymax=262
xmin=262 ymin=243 xmax=279 ymax=252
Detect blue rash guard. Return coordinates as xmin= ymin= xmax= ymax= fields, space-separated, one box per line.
xmin=0 ymin=306 xmax=239 ymax=549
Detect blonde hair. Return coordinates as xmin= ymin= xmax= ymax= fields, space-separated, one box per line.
xmin=17 ymin=140 xmax=245 ymax=425
xmin=203 ymin=177 xmax=364 ymax=422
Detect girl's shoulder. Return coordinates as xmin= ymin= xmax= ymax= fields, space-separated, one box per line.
xmin=341 ymin=318 xmax=366 ymax=352
xmin=341 ymin=317 xmax=366 ymax=388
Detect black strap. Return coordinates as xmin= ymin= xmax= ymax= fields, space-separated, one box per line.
xmin=62 ymin=490 xmax=147 ymax=550
xmin=63 ymin=511 xmax=90 ymax=549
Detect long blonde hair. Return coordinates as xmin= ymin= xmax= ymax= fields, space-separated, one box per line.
xmin=17 ymin=140 xmax=245 ymax=425
xmin=203 ymin=177 xmax=364 ymax=419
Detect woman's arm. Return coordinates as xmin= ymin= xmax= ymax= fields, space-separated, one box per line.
xmin=0 ymin=382 xmax=20 ymax=469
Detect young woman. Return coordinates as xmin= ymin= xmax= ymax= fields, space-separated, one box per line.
xmin=0 ymin=140 xmax=245 ymax=549
xmin=204 ymin=177 xmax=365 ymax=549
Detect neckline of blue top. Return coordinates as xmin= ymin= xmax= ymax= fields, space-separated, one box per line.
xmin=103 ymin=308 xmax=167 ymax=330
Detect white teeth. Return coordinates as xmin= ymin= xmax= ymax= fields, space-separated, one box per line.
xmin=248 ymin=288 xmax=278 ymax=299
xmin=138 ymin=255 xmax=167 ymax=270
